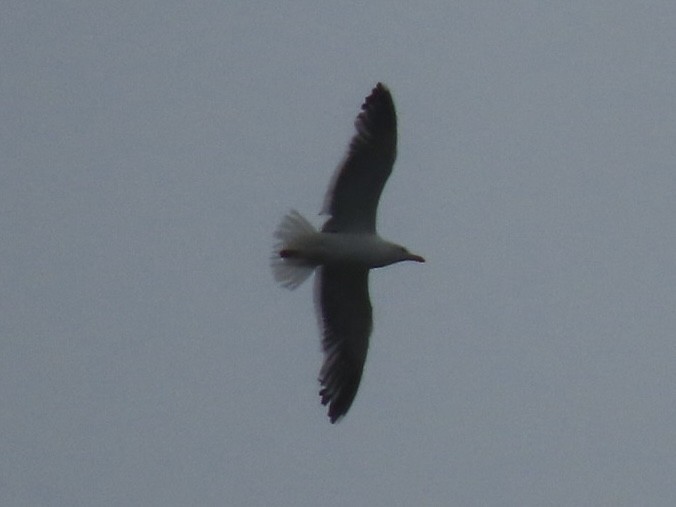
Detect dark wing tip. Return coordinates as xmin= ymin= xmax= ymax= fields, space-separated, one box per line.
xmin=367 ymin=82 xmax=390 ymax=103
xmin=354 ymin=83 xmax=396 ymax=144
xmin=369 ymin=82 xmax=390 ymax=100
xmin=318 ymin=340 xmax=366 ymax=423
xmin=320 ymin=368 xmax=363 ymax=423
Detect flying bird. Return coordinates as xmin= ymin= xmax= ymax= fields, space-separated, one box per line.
xmin=272 ymin=83 xmax=425 ymax=423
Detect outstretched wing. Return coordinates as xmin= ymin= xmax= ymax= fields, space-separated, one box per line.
xmin=322 ymin=83 xmax=397 ymax=234
xmin=315 ymin=265 xmax=372 ymax=423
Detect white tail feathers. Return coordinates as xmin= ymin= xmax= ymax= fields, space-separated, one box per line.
xmin=271 ymin=210 xmax=317 ymax=289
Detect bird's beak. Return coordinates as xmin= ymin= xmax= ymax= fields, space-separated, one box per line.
xmin=407 ymin=253 xmax=425 ymax=263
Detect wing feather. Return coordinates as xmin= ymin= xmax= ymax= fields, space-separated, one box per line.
xmin=322 ymin=83 xmax=397 ymax=233
xmin=314 ymin=265 xmax=372 ymax=422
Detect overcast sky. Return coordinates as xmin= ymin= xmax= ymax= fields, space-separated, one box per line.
xmin=3 ymin=2 xmax=676 ymax=505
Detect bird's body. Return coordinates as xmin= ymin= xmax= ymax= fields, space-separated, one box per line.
xmin=272 ymin=83 xmax=424 ymax=422
xmin=281 ymin=230 xmax=421 ymax=269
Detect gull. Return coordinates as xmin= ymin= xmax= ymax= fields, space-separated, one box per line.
xmin=272 ymin=83 xmax=425 ymax=423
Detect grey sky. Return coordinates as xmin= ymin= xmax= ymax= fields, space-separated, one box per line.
xmin=3 ymin=2 xmax=676 ymax=505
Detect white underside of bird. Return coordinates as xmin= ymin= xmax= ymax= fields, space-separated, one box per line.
xmin=272 ymin=210 xmax=424 ymax=289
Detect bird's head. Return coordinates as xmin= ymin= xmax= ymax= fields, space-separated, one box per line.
xmin=376 ymin=242 xmax=425 ymax=267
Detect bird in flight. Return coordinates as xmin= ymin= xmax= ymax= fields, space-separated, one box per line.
xmin=272 ymin=83 xmax=424 ymax=423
